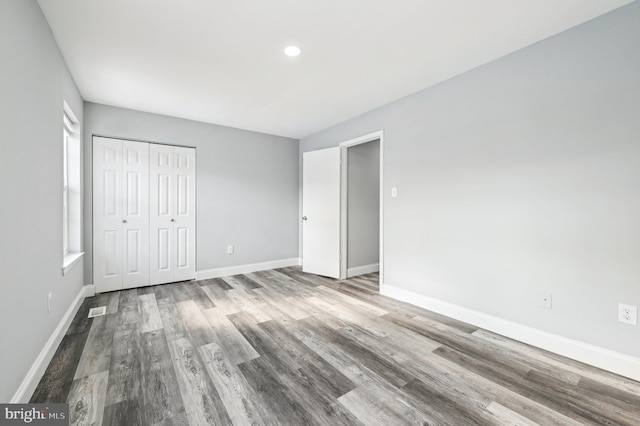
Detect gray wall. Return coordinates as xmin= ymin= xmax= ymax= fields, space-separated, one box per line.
xmin=83 ymin=103 xmax=299 ymax=284
xmin=0 ymin=0 xmax=85 ymax=401
xmin=301 ymin=2 xmax=640 ymax=357
xmin=347 ymin=140 xmax=380 ymax=269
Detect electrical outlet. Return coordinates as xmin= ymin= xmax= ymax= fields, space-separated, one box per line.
xmin=618 ymin=303 xmax=637 ymax=325
xmin=541 ymin=294 xmax=552 ymax=309
xmin=227 ymin=245 xmax=234 ymax=255
xmin=48 ymin=292 xmax=53 ymax=313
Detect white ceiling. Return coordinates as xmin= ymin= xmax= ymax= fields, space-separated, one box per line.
xmin=38 ymin=0 xmax=632 ymax=139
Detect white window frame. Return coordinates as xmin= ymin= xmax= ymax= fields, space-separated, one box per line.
xmin=62 ymin=102 xmax=83 ymax=275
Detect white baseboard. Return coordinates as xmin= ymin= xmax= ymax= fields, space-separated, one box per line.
xmin=11 ymin=284 xmax=93 ymax=403
xmin=84 ymin=284 xmax=96 ymax=297
xmin=380 ymin=283 xmax=640 ymax=383
xmin=196 ymin=258 xmax=301 ymax=280
xmin=347 ymin=263 xmax=380 ymax=278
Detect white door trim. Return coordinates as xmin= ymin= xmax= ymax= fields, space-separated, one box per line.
xmin=339 ymin=130 xmax=384 ymax=282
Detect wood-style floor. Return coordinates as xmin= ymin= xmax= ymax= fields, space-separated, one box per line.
xmin=31 ymin=268 xmax=640 ymax=425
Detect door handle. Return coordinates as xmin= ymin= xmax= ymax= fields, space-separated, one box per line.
xmin=122 ymin=219 xmax=127 ymax=223
xmin=171 ymin=218 xmax=176 ymax=222
xmin=302 ymin=216 xmax=307 ymax=221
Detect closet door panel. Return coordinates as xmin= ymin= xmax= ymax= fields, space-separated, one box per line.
xmin=93 ymin=137 xmax=124 ymax=293
xmin=122 ymin=141 xmax=149 ymax=289
xmin=173 ymin=147 xmax=196 ymax=282
xmin=150 ymin=144 xmax=176 ymax=285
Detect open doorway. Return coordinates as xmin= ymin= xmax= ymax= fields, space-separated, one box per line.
xmin=340 ymin=131 xmax=383 ymax=280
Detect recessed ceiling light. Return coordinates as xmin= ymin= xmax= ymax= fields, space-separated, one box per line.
xmin=284 ymin=45 xmax=301 ymax=57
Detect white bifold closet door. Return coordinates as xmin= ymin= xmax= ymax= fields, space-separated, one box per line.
xmin=93 ymin=137 xmax=150 ymax=293
xmin=149 ymin=144 xmax=196 ymax=285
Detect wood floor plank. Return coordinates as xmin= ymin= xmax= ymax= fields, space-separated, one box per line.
xmin=139 ymin=329 xmax=187 ymax=426
xmin=407 ymin=348 xmax=583 ymax=426
xmin=223 ymin=274 xmax=263 ymax=290
xmin=474 ymin=328 xmax=640 ymax=397
xmin=285 ymin=317 xmax=370 ymax=382
xmin=176 ymin=299 xmax=217 ymax=347
xmin=525 ymin=369 xmax=640 ymax=425
xmin=200 ymin=284 xmax=240 ymax=316
xmin=201 ymin=307 xmax=260 ymax=364
xmin=298 ymin=309 xmax=584 ymax=426
xmin=138 ymin=293 xmax=163 ymax=333
xmin=253 ymin=285 xmax=314 ymax=321
xmin=74 ymin=313 xmax=117 ymax=379
xmin=65 ymin=298 xmax=97 ymax=336
xmin=229 ymin=322 xmax=359 ymax=425
xmin=237 ymin=356 xmax=317 ymax=425
xmin=305 ymin=295 xmax=389 ymax=337
xmin=281 ymin=295 xmax=315 ymax=320
xmin=578 ymin=376 xmax=640 ymax=412
xmin=104 ymin=292 xmax=120 ymax=314
xmin=258 ymin=319 xmax=356 ymax=398
xmin=485 ymin=401 xmax=540 ymax=426
xmin=199 ymin=277 xmax=234 ymax=290
xmin=152 ymin=283 xmax=178 ymax=301
xmin=105 ymin=321 xmax=141 ymax=406
xmin=386 ymin=312 xmax=535 ymax=378
xmin=198 ymin=342 xmax=270 ymax=426
xmin=293 ymin=364 xmax=363 ymax=426
xmin=401 ymin=377 xmax=491 ymax=425
xmin=103 ymin=399 xmax=144 ymax=426
xmin=296 ymin=316 xmax=413 ymax=389
xmin=233 ymin=318 xmax=362 ymax=424
xmin=184 ymin=281 xmax=217 ymax=310
xmin=117 ymin=289 xmax=140 ymax=325
xmin=341 ymin=325 xmax=496 ymax=420
xmin=325 ymin=326 xmax=415 ymax=388
xmin=249 ymin=292 xmax=297 ymax=325
xmin=434 ymin=344 xmax=622 ymax=425
xmin=227 ymin=288 xmax=273 ymax=323
xmin=164 ymin=280 xmax=215 ymax=309
xmin=30 ymin=330 xmax=90 ymax=403
xmin=168 ymin=337 xmax=232 ymax=426
xmin=227 ymin=311 xmax=302 ymax=371
xmin=67 ymin=370 xmax=109 ymax=426
xmin=338 ymin=383 xmax=429 ymax=426
xmin=412 ymin=315 xmax=581 ymax=385
xmin=276 ymin=268 xmax=332 ymax=289
xmin=249 ymin=270 xmax=317 ymax=296
xmin=156 ymin=297 xmax=188 ymax=342
xmin=315 ymin=285 xmax=389 ymax=316
xmin=337 ymin=321 xmax=441 ymax=369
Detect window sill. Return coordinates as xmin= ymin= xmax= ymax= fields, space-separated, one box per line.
xmin=62 ymin=252 xmax=84 ymax=276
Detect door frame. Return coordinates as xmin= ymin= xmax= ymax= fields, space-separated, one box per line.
xmin=339 ymin=130 xmax=384 ymax=282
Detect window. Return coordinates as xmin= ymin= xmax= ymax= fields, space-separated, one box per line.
xmin=62 ymin=102 xmax=83 ymax=274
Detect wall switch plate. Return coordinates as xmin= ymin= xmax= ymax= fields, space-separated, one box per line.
xmin=227 ymin=245 xmax=234 ymax=255
xmin=48 ymin=292 xmax=53 ymax=313
xmin=391 ymin=187 xmax=398 ymax=198
xmin=541 ymin=294 xmax=552 ymax=309
xmin=618 ymin=303 xmax=637 ymax=325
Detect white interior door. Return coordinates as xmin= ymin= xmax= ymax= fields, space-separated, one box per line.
xmin=122 ymin=141 xmax=150 ymax=289
xmin=93 ymin=137 xmax=150 ymax=292
xmin=173 ymin=147 xmax=196 ymax=281
xmin=302 ymin=147 xmax=341 ymax=278
xmin=150 ymin=144 xmax=196 ymax=285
